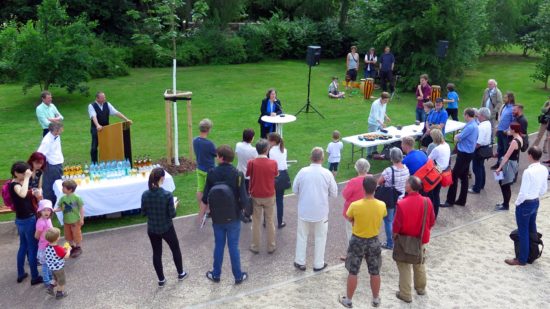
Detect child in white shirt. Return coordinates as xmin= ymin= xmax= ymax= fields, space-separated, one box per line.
xmin=326 ymin=130 xmax=344 ymax=176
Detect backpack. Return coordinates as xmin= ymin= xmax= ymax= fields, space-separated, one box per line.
xmin=509 ymin=229 xmax=543 ymax=264
xmin=1 ymin=180 xmax=14 ymax=211
xmin=208 ymin=182 xmax=238 ymax=224
xmin=520 ymin=135 xmax=529 ymax=152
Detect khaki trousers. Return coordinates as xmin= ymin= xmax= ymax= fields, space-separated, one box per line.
xmin=396 ymin=258 xmax=427 ymax=301
xmin=250 ymin=196 xmax=276 ymax=252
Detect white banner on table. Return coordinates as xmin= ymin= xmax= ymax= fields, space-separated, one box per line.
xmin=53 ymin=171 xmax=175 ymax=224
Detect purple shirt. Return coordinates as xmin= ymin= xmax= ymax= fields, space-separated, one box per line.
xmin=416 ymin=84 xmax=432 ymax=109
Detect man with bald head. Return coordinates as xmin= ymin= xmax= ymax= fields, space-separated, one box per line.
xmin=88 ymin=92 xmax=133 ymax=163
xmin=481 ymin=79 xmax=503 ymax=139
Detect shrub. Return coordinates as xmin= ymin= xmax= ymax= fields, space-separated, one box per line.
xmin=130 ymin=44 xmax=171 ymax=67
xmin=315 ymin=18 xmax=344 ymax=58
xmin=238 ymin=23 xmax=270 ymax=62
xmin=177 ymin=28 xmax=247 ymax=66
xmin=89 ymin=42 xmax=130 ymax=78
xmin=285 ymin=18 xmax=319 ymax=59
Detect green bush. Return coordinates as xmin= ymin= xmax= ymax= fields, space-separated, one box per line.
xmin=177 ymin=29 xmax=247 ymax=66
xmin=286 ymin=18 xmax=319 ymax=59
xmin=238 ymin=23 xmax=270 ymax=62
xmin=89 ymin=42 xmax=130 ymax=78
xmin=315 ymin=18 xmax=344 ymax=58
xmin=130 ymin=44 xmax=171 ymax=68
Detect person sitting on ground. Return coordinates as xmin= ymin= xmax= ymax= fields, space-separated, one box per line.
xmin=377 ymin=148 xmax=410 ymax=249
xmin=54 ymin=179 xmax=84 ymax=258
xmin=494 ymin=123 xmax=523 ymax=211
xmin=141 ymin=168 xmax=188 ymax=287
xmin=202 ymin=145 xmax=248 ymax=284
xmin=326 ymin=130 xmax=344 ymax=177
xmin=393 ymin=176 xmax=436 ymax=304
xmin=401 ymin=136 xmax=428 ymax=175
xmin=504 ymin=146 xmax=548 ymax=266
xmin=328 ymin=76 xmax=345 ymax=99
xmin=341 ymin=158 xmax=371 ymax=261
xmin=44 ymin=227 xmax=71 ymax=299
xmin=339 ymin=176 xmax=387 ymax=308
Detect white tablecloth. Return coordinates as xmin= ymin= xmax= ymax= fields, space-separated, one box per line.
xmin=53 ymin=171 xmax=175 ymax=223
xmin=261 ymin=114 xmax=297 ymax=137
xmin=342 ymin=119 xmax=465 ymax=148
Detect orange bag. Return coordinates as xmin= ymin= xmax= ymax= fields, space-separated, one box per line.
xmin=414 ymin=159 xmax=442 ymax=192
xmin=440 ymin=168 xmax=453 ymax=187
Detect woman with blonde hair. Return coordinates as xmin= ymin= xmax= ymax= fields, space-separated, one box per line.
xmin=427 ymin=129 xmax=450 ymax=218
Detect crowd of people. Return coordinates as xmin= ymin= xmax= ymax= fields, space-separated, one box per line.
xmin=6 ymin=75 xmax=549 ymax=307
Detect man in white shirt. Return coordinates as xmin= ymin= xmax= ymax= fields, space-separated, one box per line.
xmin=470 ymin=107 xmax=492 ymax=194
xmin=88 ymin=92 xmax=132 ymax=163
xmin=235 ymin=128 xmax=258 ymax=223
xmin=37 ymin=122 xmax=64 ymax=205
xmin=35 ymin=91 xmax=63 ymax=137
xmin=293 ymin=147 xmax=338 ymax=272
xmin=367 ymin=92 xmax=391 ymax=156
xmin=505 ymin=146 xmax=548 ymax=266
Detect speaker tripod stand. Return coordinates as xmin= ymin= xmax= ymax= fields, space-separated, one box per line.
xmin=296 ymin=65 xmax=324 ymax=118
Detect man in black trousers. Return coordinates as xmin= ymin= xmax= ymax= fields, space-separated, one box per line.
xmin=379 ymin=46 xmax=395 ymax=94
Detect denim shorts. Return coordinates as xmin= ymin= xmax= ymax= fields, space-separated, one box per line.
xmin=345 ymin=235 xmax=382 ymax=275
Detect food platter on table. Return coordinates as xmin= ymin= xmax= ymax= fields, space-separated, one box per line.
xmin=358 ymin=133 xmax=393 ymax=141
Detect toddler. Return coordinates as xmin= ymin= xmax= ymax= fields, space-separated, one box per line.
xmin=54 ymin=179 xmax=84 ymax=257
xmin=35 ymin=199 xmax=54 ymax=292
xmin=327 ymin=130 xmax=344 ymax=176
xmin=44 ymin=227 xmax=71 ymax=299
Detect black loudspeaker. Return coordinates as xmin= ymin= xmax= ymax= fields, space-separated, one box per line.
xmin=437 ymin=40 xmax=449 ymax=58
xmin=306 ymin=46 xmax=321 ymax=66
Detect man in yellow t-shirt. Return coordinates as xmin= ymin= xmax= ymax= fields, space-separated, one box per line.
xmin=339 ymin=176 xmax=387 ymax=308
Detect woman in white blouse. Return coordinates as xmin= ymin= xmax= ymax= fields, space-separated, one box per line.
xmin=268 ymin=133 xmax=289 ymax=229
xmin=428 ymin=129 xmax=451 ymax=218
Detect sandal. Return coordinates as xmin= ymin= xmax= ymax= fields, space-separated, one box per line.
xmin=338 ymin=295 xmax=353 ymax=308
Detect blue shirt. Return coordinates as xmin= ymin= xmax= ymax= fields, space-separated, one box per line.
xmin=497 ymin=103 xmax=514 ymax=131
xmin=193 ymin=137 xmax=216 ymax=172
xmin=446 ymin=91 xmax=459 ymax=109
xmin=457 ymin=119 xmax=479 ymax=154
xmin=402 ymin=150 xmax=428 ymax=175
xmin=380 ymin=53 xmax=395 ymax=72
xmin=427 ymin=108 xmax=449 ymax=134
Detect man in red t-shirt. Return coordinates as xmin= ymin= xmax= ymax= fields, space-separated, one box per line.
xmin=246 ymin=139 xmax=278 ymax=254
xmin=392 ymin=176 xmax=435 ymax=303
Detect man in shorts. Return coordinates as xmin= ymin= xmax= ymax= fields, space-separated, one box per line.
xmin=193 ymin=119 xmax=216 ymax=219
xmin=339 ymin=176 xmax=387 ymax=308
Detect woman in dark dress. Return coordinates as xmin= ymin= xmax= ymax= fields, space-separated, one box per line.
xmin=10 ymin=161 xmax=42 ymax=285
xmin=258 ymin=88 xmax=282 ymax=138
xmin=141 ymin=168 xmax=187 ymax=287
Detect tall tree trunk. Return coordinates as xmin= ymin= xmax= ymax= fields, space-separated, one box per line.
xmin=339 ymin=0 xmax=350 ymax=30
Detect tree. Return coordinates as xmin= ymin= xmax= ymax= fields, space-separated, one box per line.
xmin=206 ymin=0 xmax=245 ymax=27
xmin=245 ymin=0 xmax=338 ymax=21
xmin=531 ymin=50 xmax=550 ymax=89
xmin=0 ymin=0 xmax=128 ymax=93
xmin=355 ymin=0 xmax=488 ymax=90
xmin=482 ymin=0 xmax=522 ymax=51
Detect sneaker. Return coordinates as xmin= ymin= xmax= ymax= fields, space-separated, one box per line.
xmin=468 ymin=188 xmax=479 ymax=194
xmin=235 ymin=272 xmax=248 ymax=284
xmin=55 ymin=291 xmax=67 ymax=299
xmin=338 ymin=295 xmax=353 ymax=308
xmin=46 ymin=285 xmax=55 ymax=295
xmin=381 ymin=243 xmax=393 ymax=250
xmin=372 ymin=297 xmax=381 ymax=307
xmin=395 ymin=291 xmax=411 ymax=303
xmin=71 ymin=247 xmax=82 ymax=258
xmin=416 ymin=289 xmax=426 ymax=295
xmin=30 ymin=276 xmax=44 ymax=286
xmin=178 ymin=272 xmax=188 ymax=281
xmin=206 ymin=271 xmax=220 ymax=283
xmin=158 ymin=279 xmax=166 ymax=288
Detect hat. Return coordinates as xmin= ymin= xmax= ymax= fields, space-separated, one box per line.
xmin=37 ymin=199 xmax=53 ymax=212
xmin=435 ymin=97 xmax=444 ymax=103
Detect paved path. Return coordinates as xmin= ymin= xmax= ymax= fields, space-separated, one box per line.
xmin=1 ymin=138 xmax=549 ymax=308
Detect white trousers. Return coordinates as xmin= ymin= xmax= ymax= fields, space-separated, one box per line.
xmin=294 ymin=218 xmax=328 ymax=269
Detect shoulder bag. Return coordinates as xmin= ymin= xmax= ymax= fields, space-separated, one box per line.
xmin=392 ymin=198 xmax=428 ymax=264
xmin=374 ymin=167 xmax=400 ymax=209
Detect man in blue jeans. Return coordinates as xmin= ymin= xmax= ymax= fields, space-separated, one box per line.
xmin=202 ymin=145 xmax=249 ymax=284
xmin=505 ymin=146 xmax=548 ymax=266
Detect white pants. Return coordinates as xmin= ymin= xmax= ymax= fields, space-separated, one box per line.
xmin=295 ymin=218 xmax=328 ymax=269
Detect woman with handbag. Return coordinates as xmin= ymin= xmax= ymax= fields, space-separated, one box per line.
xmin=377 ymin=148 xmax=409 ymax=249
xmin=427 ymin=129 xmax=450 ymax=218
xmin=469 ymin=107 xmax=493 ymax=194
xmin=268 ymin=133 xmax=290 ymax=229
xmin=495 ymin=123 xmax=523 ymax=211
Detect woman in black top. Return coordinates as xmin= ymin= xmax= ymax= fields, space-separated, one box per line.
xmin=27 ymin=151 xmax=46 ymax=195
xmin=10 ymin=161 xmax=42 ymax=285
xmin=141 ymin=168 xmax=187 ymax=287
xmin=495 ymin=123 xmax=523 ymax=211
xmin=257 ymin=88 xmax=282 ymax=138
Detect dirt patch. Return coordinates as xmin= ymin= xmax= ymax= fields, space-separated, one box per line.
xmin=156 ymin=157 xmax=196 ymax=175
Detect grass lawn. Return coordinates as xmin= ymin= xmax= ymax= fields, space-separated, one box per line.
xmin=0 ymin=53 xmax=548 ymax=231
